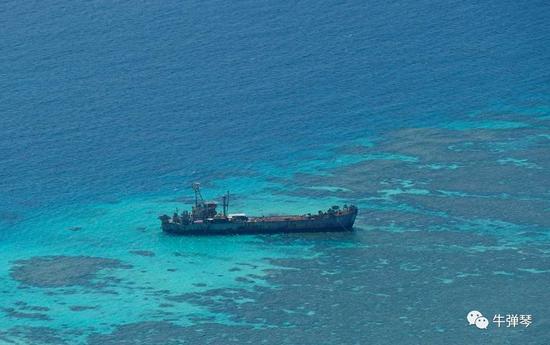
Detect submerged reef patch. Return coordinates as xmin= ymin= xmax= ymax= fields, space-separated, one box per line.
xmin=86 ymin=321 xmax=261 ymax=345
xmin=10 ymin=256 xmax=132 ymax=288
xmin=0 ymin=326 xmax=68 ymax=345
xmin=69 ymin=305 xmax=97 ymax=312
xmin=277 ymin=123 xmax=550 ymax=234
xmin=129 ymin=250 xmax=156 ymax=257
xmin=1 ymin=307 xmax=50 ymax=321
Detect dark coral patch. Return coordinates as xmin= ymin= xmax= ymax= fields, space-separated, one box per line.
xmin=158 ymin=303 xmax=174 ymax=308
xmin=87 ymin=321 xmax=265 ymax=345
xmin=10 ymin=256 xmax=132 ymax=288
xmin=0 ymin=327 xmax=67 ymax=345
xmin=11 ymin=301 xmax=50 ymax=312
xmin=129 ymin=250 xmax=156 ymax=257
xmin=1 ymin=307 xmax=50 ymax=321
xmin=69 ymin=305 xmax=97 ymax=312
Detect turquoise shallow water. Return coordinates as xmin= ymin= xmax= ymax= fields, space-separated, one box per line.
xmin=1 ymin=0 xmax=550 ymax=344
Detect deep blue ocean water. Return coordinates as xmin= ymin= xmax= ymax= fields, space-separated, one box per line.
xmin=1 ymin=0 xmax=550 ymax=344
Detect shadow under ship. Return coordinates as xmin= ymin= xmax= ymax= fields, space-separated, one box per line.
xmin=159 ymin=183 xmax=358 ymax=236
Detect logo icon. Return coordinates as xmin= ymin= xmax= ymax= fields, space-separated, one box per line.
xmin=475 ymin=316 xmax=489 ymax=329
xmin=467 ymin=310 xmax=483 ymax=325
xmin=467 ymin=310 xmax=488 ymax=329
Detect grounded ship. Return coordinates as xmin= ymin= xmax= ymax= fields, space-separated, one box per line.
xmin=159 ymin=183 xmax=358 ymax=236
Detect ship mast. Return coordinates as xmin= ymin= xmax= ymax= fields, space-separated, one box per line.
xmin=222 ymin=191 xmax=229 ymax=217
xmin=192 ymin=182 xmax=204 ymax=207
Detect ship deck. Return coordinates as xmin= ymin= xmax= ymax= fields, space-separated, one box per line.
xmin=249 ymin=215 xmax=312 ymax=222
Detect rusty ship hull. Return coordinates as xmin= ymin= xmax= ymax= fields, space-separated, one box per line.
xmin=161 ymin=208 xmax=358 ymax=236
xmin=159 ymin=183 xmax=358 ymax=236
